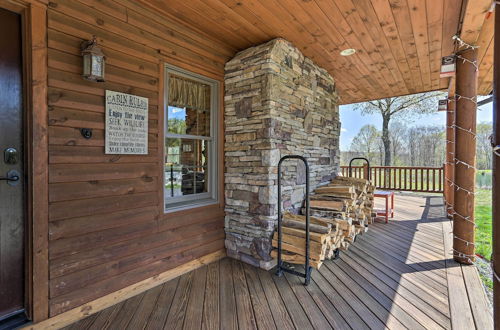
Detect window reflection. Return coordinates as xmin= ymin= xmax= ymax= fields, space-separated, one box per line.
xmin=165 ymin=138 xmax=208 ymax=197
xmin=167 ymin=106 xmax=210 ymax=137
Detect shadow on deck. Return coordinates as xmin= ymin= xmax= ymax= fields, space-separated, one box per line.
xmin=63 ymin=194 xmax=492 ymax=329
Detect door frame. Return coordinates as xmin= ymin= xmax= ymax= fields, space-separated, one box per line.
xmin=0 ymin=0 xmax=48 ymax=323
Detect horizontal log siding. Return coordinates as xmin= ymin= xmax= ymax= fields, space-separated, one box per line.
xmin=46 ymin=0 xmax=230 ymax=316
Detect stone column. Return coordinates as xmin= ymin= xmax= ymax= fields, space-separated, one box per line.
xmin=223 ymin=39 xmax=340 ymax=269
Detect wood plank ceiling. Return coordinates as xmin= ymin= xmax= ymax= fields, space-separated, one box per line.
xmin=140 ymin=0 xmax=494 ymax=104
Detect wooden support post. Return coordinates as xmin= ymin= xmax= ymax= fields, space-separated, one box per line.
xmin=362 ymin=163 xmax=369 ymax=180
xmin=492 ymin=5 xmax=500 ymax=328
xmin=445 ymin=99 xmax=455 ymax=218
xmin=452 ymin=48 xmax=477 ymax=265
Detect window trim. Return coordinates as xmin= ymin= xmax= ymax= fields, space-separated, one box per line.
xmin=163 ymin=64 xmax=219 ymax=213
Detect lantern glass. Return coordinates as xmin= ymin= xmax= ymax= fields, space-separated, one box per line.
xmin=83 ymin=54 xmax=92 ymax=78
xmin=91 ymin=54 xmax=104 ymax=78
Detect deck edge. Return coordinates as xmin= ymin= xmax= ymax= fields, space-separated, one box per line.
xmin=22 ymin=249 xmax=226 ymax=330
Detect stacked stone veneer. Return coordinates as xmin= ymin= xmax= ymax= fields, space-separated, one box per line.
xmin=224 ymin=38 xmax=340 ymax=269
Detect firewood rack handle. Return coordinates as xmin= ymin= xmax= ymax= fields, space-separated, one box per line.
xmin=275 ymin=155 xmax=313 ymax=286
xmin=348 ymin=157 xmax=371 ymax=180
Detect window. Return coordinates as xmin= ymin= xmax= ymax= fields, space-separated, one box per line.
xmin=164 ymin=65 xmax=218 ymax=211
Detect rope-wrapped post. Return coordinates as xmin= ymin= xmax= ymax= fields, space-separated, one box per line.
xmin=445 ymin=99 xmax=455 ymax=218
xmin=453 ymin=47 xmax=477 ymax=265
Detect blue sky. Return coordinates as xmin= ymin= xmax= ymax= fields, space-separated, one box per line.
xmin=168 ymin=106 xmax=186 ymax=119
xmin=339 ymin=97 xmax=494 ymax=151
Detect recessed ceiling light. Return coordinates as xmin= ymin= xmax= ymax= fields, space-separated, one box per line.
xmin=340 ymin=48 xmax=356 ymax=56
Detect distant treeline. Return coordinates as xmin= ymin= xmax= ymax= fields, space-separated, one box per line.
xmin=342 ymin=121 xmax=493 ymax=170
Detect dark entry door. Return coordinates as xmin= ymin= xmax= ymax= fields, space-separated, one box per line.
xmin=0 ymin=8 xmax=25 ymax=320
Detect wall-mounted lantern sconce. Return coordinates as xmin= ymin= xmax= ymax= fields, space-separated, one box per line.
xmin=81 ymin=35 xmax=105 ymax=82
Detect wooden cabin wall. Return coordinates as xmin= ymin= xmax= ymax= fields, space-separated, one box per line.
xmin=45 ymin=0 xmax=231 ymax=317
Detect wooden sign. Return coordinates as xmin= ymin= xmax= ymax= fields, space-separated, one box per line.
xmin=105 ymin=90 xmax=148 ymax=154
xmin=438 ymin=99 xmax=448 ymax=111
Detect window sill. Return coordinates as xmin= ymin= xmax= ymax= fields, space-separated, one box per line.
xmin=164 ymin=198 xmax=219 ymax=214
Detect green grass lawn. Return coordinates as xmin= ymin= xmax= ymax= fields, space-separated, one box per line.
xmin=476 ymin=189 xmax=492 ymax=259
xmin=477 ymin=170 xmax=492 ymax=188
xmin=475 ymin=188 xmax=493 ymax=290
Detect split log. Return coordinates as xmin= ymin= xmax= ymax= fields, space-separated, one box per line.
xmin=281 ymin=227 xmax=328 ymax=244
xmin=281 ymin=219 xmax=331 ymax=234
xmin=270 ymin=250 xmax=322 ymax=269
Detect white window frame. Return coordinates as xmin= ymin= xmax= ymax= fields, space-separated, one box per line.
xmin=164 ymin=64 xmax=219 ymax=212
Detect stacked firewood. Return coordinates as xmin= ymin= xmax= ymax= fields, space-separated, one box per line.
xmin=271 ymin=175 xmax=375 ymax=269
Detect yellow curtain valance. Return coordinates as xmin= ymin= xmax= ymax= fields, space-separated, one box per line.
xmin=168 ymin=74 xmax=211 ymax=111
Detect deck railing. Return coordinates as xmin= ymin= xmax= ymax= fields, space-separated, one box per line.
xmin=340 ymin=165 xmax=444 ymax=193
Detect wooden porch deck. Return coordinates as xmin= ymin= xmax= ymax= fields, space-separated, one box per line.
xmin=62 ymin=194 xmax=492 ymax=329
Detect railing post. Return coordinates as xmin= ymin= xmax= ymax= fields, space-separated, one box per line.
xmin=363 ymin=163 xmax=369 ymax=180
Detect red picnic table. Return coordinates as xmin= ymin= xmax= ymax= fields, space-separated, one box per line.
xmin=374 ymin=190 xmax=395 ymax=223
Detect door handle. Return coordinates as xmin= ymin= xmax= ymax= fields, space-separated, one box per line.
xmin=0 ymin=175 xmax=19 ymax=182
xmin=1 ymin=170 xmax=20 ymax=186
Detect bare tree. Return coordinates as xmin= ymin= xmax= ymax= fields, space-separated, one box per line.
xmin=349 ymin=124 xmax=381 ymax=165
xmin=389 ymin=121 xmax=408 ymax=166
xmin=477 ymin=122 xmax=493 ymax=170
xmin=353 ymin=92 xmax=441 ymax=166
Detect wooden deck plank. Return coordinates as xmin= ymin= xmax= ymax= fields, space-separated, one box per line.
xmin=442 ymin=220 xmax=476 ymax=329
xmin=373 ymin=214 xmax=446 ymax=241
xmin=256 ymin=268 xmax=295 ymax=330
xmin=461 ymin=265 xmax=494 ymax=329
xmin=242 ymin=263 xmax=276 ymax=330
xmin=105 ymin=292 xmax=145 ymax=329
xmin=316 ymin=262 xmax=386 ymax=329
xmin=352 ymin=230 xmax=450 ymax=305
xmin=144 ymin=278 xmax=179 ymax=330
xmin=310 ymin=264 xmax=370 ymax=330
xmin=367 ymin=224 xmax=447 ymax=263
xmin=272 ymin=271 xmax=314 ymax=329
xmin=61 ymin=194 xmax=492 ymax=330
xmin=325 ymin=260 xmax=415 ymax=329
xmin=346 ymin=247 xmax=451 ymax=322
xmin=183 ymin=266 xmax=208 ymax=330
xmin=87 ymin=300 xmax=126 ymax=330
xmin=369 ymin=220 xmax=446 ymax=254
xmin=333 ymin=258 xmax=426 ymax=329
xmin=366 ymin=230 xmax=447 ymax=269
xmin=125 ymin=285 xmax=162 ymax=329
xmin=300 ymin=270 xmax=351 ymax=330
xmin=164 ymin=272 xmax=194 ymax=329
xmin=283 ymin=272 xmax=333 ymax=329
xmin=353 ymin=239 xmax=449 ymax=295
xmin=202 ymin=261 xmax=220 ymax=330
xmin=219 ymin=258 xmax=238 ymax=330
xmin=364 ymin=227 xmax=448 ymax=279
xmin=231 ymin=259 xmax=258 ymax=329
xmin=341 ymin=249 xmax=450 ymax=329
xmin=370 ymin=227 xmax=446 ymax=261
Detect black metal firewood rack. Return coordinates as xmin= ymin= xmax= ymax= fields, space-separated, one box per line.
xmin=275 ymin=155 xmax=313 ymax=286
